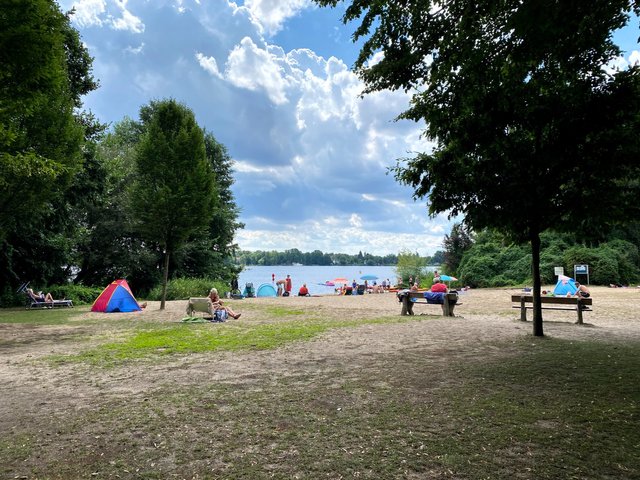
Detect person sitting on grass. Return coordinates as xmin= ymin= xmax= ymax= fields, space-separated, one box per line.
xmin=208 ymin=288 xmax=241 ymax=319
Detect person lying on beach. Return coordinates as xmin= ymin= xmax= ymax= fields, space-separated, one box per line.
xmin=26 ymin=288 xmax=54 ymax=304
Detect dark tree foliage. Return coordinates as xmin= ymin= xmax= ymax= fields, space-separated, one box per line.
xmin=0 ymin=0 xmax=98 ymax=296
xmin=316 ymin=0 xmax=640 ymax=336
xmin=72 ymin=118 xmax=160 ymax=293
xmin=130 ymin=99 xmax=216 ymax=309
xmin=172 ymin=133 xmax=244 ymax=280
xmin=442 ymin=223 xmax=474 ymax=275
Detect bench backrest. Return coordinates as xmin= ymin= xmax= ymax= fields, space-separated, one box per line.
xmin=511 ymin=294 xmax=592 ymax=306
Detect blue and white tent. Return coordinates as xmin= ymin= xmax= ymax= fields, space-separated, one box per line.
xmin=553 ymin=275 xmax=578 ymax=296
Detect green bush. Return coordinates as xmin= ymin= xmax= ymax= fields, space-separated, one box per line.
xmin=539 ymin=250 xmax=565 ymax=284
xmin=502 ymin=251 xmax=531 ymax=283
xmin=396 ymin=250 xmax=429 ymax=288
xmin=1 ymin=284 xmax=102 ymax=308
xmin=458 ymin=255 xmax=498 ymax=288
xmin=591 ymin=254 xmax=619 ymax=285
xmin=147 ymin=278 xmax=229 ymax=301
xmin=602 ymin=240 xmax=640 ymax=284
xmin=48 ymin=284 xmax=103 ymax=305
xmin=489 ymin=275 xmax=517 ymax=288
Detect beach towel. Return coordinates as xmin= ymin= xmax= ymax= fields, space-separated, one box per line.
xmin=423 ymin=292 xmax=445 ymax=304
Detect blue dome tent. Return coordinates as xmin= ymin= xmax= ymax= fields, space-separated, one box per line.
xmin=256 ymin=283 xmax=277 ymax=297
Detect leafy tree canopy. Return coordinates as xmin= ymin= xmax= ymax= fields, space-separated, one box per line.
xmin=0 ymin=0 xmax=97 ymax=241
xmin=316 ymin=0 xmax=640 ymax=335
xmin=0 ymin=0 xmax=98 ymax=294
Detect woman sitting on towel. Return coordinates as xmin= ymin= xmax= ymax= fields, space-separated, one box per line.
xmin=208 ymin=288 xmax=241 ymax=319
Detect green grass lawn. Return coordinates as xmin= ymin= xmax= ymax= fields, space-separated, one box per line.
xmin=1 ymin=305 xmax=638 ymax=479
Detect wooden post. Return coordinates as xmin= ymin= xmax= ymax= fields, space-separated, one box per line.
xmin=400 ymin=293 xmax=414 ymax=316
xmin=406 ymin=295 xmax=414 ymax=315
xmin=576 ymin=298 xmax=584 ymax=325
xmin=400 ymin=294 xmax=408 ymax=315
xmin=520 ymin=296 xmax=527 ymax=322
xmin=442 ymin=297 xmax=450 ymax=316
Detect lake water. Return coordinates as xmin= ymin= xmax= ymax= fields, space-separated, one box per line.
xmin=238 ymin=265 xmax=437 ymax=296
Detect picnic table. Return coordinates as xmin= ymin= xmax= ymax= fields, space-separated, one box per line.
xmin=511 ymin=294 xmax=592 ymax=324
xmin=397 ymin=290 xmax=459 ymax=316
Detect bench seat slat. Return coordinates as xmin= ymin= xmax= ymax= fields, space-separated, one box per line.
xmin=511 ymin=293 xmax=592 ymax=324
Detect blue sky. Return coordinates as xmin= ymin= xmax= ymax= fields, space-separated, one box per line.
xmin=59 ymin=0 xmax=640 ymax=256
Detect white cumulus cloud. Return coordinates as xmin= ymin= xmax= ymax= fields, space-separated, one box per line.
xmin=195 ymin=52 xmax=223 ymax=78
xmin=225 ymin=36 xmax=292 ymax=104
xmin=69 ymin=0 xmax=106 ymax=27
xmin=244 ymin=0 xmax=310 ymax=36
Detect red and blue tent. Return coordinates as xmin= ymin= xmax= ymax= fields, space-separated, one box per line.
xmin=91 ymin=279 xmax=142 ymax=312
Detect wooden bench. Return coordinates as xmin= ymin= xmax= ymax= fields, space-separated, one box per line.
xmin=397 ymin=290 xmax=459 ymax=316
xmin=511 ymin=294 xmax=592 ymax=324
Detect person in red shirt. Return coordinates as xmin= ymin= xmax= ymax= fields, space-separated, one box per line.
xmin=430 ymin=279 xmax=448 ymax=293
xmin=285 ymin=274 xmax=292 ymax=294
xmin=298 ymin=284 xmax=310 ymax=296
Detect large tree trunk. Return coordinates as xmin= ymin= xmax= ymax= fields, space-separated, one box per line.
xmin=160 ymin=250 xmax=170 ymax=310
xmin=530 ymin=231 xmax=544 ymax=337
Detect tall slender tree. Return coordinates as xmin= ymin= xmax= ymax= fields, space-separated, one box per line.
xmin=130 ymin=100 xmax=216 ymax=309
xmin=316 ymin=0 xmax=640 ymax=336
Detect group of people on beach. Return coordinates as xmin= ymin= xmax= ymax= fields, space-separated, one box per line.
xmin=274 ymin=274 xmax=293 ymax=296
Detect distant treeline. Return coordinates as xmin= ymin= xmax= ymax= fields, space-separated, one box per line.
xmin=235 ymin=249 xmax=444 ymax=267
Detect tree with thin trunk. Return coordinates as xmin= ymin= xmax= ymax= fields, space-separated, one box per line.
xmin=315 ymin=0 xmax=640 ymax=336
xmin=130 ymin=99 xmax=216 ymax=309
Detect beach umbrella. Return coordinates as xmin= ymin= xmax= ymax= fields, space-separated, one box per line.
xmin=439 ymin=274 xmax=457 ymax=282
xmin=360 ymin=274 xmax=378 ymax=281
xmin=439 ymin=274 xmax=458 ymax=287
xmin=333 ymin=277 xmax=349 ymax=284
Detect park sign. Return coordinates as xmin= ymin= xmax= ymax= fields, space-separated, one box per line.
xmin=554 ymin=266 xmax=564 ymax=276
xmin=574 ymin=264 xmax=590 ymax=284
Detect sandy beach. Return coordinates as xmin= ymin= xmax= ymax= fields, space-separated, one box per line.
xmin=3 ymin=285 xmax=639 ymax=384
